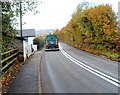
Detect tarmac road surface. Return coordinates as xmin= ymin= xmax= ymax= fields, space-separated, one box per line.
xmin=40 ymin=42 xmax=119 ymax=93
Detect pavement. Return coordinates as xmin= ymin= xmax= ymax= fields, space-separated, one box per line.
xmin=7 ymin=50 xmax=43 ymax=93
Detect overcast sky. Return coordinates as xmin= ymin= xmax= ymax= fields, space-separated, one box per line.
xmin=20 ymin=0 xmax=119 ymax=30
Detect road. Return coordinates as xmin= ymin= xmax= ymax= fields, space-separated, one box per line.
xmin=40 ymin=42 xmax=119 ymax=93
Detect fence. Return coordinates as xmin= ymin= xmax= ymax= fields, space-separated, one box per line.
xmin=1 ymin=48 xmax=18 ymax=74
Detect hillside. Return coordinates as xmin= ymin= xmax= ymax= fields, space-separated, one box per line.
xmin=35 ymin=29 xmax=56 ymax=36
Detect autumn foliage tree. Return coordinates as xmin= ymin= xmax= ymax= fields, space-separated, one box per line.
xmin=54 ymin=3 xmax=118 ymax=60
xmin=79 ymin=5 xmax=117 ymax=50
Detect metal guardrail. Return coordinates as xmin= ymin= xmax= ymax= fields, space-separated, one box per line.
xmin=1 ymin=48 xmax=18 ymax=74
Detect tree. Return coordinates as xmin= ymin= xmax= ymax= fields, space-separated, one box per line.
xmin=12 ymin=0 xmax=41 ymax=16
xmin=54 ymin=3 xmax=118 ymax=50
xmin=1 ymin=0 xmax=42 ymax=52
xmin=33 ymin=37 xmax=44 ymax=50
xmin=2 ymin=2 xmax=16 ymax=52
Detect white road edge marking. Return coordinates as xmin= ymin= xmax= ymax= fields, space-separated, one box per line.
xmin=59 ymin=44 xmax=120 ymax=87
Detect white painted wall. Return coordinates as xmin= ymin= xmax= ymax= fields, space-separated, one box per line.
xmin=33 ymin=45 xmax=37 ymax=51
xmin=23 ymin=40 xmax=32 ymax=61
xmin=28 ymin=37 xmax=35 ymax=44
xmin=23 ymin=40 xmax=26 ymax=61
xmin=23 ymin=37 xmax=37 ymax=61
xmin=28 ymin=37 xmax=37 ymax=52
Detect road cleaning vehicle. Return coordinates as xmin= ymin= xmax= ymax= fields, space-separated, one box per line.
xmin=44 ymin=34 xmax=59 ymax=51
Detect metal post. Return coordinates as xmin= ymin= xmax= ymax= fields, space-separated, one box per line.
xmin=20 ymin=1 xmax=22 ymax=39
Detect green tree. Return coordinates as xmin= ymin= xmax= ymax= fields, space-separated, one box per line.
xmin=2 ymin=2 xmax=16 ymax=52
xmin=1 ymin=0 xmax=41 ymax=52
xmin=33 ymin=37 xmax=44 ymax=50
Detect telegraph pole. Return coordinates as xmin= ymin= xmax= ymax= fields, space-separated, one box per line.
xmin=20 ymin=1 xmax=22 ymax=39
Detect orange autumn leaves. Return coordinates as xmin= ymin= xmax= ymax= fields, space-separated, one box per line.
xmin=54 ymin=4 xmax=118 ymax=51
xmin=80 ymin=5 xmax=118 ymax=49
xmin=87 ymin=5 xmax=117 ymax=35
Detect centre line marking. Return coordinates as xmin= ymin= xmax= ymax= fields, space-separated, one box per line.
xmin=59 ymin=43 xmax=119 ymax=87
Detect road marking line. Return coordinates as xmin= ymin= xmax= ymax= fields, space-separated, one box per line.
xmin=59 ymin=44 xmax=120 ymax=87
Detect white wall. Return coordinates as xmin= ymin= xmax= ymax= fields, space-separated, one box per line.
xmin=23 ymin=40 xmax=27 ymax=61
xmin=23 ymin=40 xmax=32 ymax=61
xmin=23 ymin=37 xmax=38 ymax=61
xmin=33 ymin=45 xmax=37 ymax=51
xmin=28 ymin=37 xmax=37 ymax=52
xmin=28 ymin=37 xmax=35 ymax=44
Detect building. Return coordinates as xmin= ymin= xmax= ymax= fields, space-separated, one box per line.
xmin=14 ymin=29 xmax=37 ymax=61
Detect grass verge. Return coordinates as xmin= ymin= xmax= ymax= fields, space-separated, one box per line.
xmin=68 ymin=43 xmax=120 ymax=62
xmin=79 ymin=46 xmax=120 ymax=62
